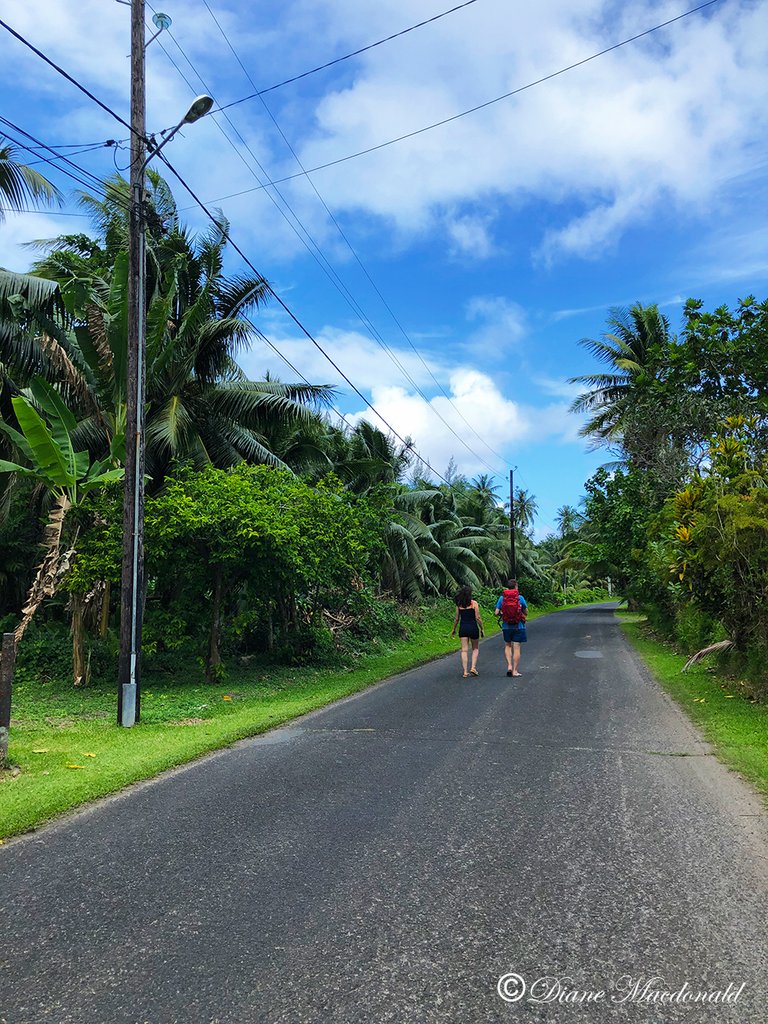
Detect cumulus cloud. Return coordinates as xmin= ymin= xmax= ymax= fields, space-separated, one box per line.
xmin=4 ymin=0 xmax=765 ymax=266
xmin=345 ymin=369 xmax=526 ymax=477
xmin=0 ymin=211 xmax=78 ymax=272
xmin=290 ymin=0 xmax=768 ymax=260
xmin=239 ymin=325 xmax=448 ymax=392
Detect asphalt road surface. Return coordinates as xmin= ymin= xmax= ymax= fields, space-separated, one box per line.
xmin=2 ymin=604 xmax=768 ymax=1023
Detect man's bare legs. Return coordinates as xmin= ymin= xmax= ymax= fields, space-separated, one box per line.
xmin=512 ymin=641 xmax=522 ymax=676
xmin=505 ymin=640 xmax=522 ymax=676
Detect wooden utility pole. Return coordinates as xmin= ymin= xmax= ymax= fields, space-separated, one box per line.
xmin=0 ymin=633 xmax=17 ymax=764
xmin=509 ymin=468 xmax=516 ymax=579
xmin=118 ymin=0 xmax=147 ymax=727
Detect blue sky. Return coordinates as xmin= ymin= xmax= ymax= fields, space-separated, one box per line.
xmin=1 ymin=0 xmax=767 ymax=536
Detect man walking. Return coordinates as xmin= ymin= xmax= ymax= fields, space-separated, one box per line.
xmin=495 ymin=578 xmax=528 ymax=677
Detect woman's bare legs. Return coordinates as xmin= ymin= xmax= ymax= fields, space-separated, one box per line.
xmin=460 ymin=636 xmax=469 ymax=675
xmin=470 ymin=638 xmax=479 ymax=673
xmin=504 ymin=640 xmax=513 ymax=673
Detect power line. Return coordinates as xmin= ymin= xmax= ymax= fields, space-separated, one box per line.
xmin=156 ymin=150 xmax=453 ymax=486
xmin=1 ymin=117 xmax=444 ymax=479
xmin=191 ymin=0 xmax=725 ymax=208
xmin=25 ymin=141 xmax=119 ymax=167
xmin=215 ymin=0 xmax=482 ymax=110
xmin=0 ymin=20 xmax=526 ymax=485
xmin=0 ymin=18 xmax=134 ymax=137
xmin=0 ymin=126 xmax=395 ymax=466
xmin=0 ymin=9 xmax=451 ymax=487
xmin=200 ymin=0 xmax=508 ymax=477
xmin=0 ymin=207 xmax=93 ymax=218
xmin=151 ymin=7 xmax=500 ymax=479
xmin=0 ymin=117 xmax=130 ymax=215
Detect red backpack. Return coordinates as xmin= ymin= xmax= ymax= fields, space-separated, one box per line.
xmin=501 ymin=588 xmax=524 ymax=624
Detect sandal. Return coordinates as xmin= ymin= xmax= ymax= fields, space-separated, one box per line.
xmin=470 ymin=668 xmax=479 ymax=676
xmin=463 ymin=672 xmax=469 ymax=678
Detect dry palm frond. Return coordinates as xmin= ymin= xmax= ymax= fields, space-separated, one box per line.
xmin=39 ymin=332 xmax=93 ymax=412
xmin=682 ymin=639 xmax=734 ymax=672
xmin=15 ymin=493 xmax=74 ymax=644
xmin=85 ymin=303 xmax=113 ymax=371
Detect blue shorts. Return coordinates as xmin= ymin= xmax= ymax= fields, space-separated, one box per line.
xmin=502 ymin=624 xmax=527 ymax=644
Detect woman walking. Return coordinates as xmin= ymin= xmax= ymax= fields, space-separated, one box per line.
xmin=451 ymin=585 xmax=484 ymax=678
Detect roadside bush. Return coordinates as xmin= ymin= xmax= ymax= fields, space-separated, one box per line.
xmin=13 ymin=622 xmax=71 ymax=684
xmin=674 ymin=604 xmax=726 ymax=654
xmin=516 ymin=575 xmax=558 ymax=607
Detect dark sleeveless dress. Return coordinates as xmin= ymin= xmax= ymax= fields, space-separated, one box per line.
xmin=457 ymin=604 xmax=480 ymax=640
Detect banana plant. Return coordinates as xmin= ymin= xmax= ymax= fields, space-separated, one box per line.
xmin=0 ymin=377 xmax=123 ymax=644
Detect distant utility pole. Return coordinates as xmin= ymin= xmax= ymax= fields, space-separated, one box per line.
xmin=509 ymin=467 xmax=516 ymax=578
xmin=118 ymin=0 xmax=147 ymax=727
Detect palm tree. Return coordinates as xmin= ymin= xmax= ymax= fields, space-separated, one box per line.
xmin=323 ymin=420 xmax=413 ymax=493
xmin=568 ymin=303 xmax=671 ymax=445
xmin=17 ymin=176 xmax=335 ymax=479
xmin=0 ymin=138 xmax=62 ymax=225
xmin=512 ymin=487 xmax=537 ymax=536
xmin=555 ymin=504 xmax=582 ymax=539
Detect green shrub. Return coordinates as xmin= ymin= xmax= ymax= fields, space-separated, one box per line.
xmin=14 ymin=623 xmax=71 ymax=684
xmin=674 ymin=604 xmax=725 ymax=654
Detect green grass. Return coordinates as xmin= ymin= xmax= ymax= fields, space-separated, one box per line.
xmin=0 ymin=597 xmax=601 ymax=840
xmin=619 ymin=616 xmax=768 ymax=799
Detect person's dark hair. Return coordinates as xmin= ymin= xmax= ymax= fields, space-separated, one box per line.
xmin=455 ymin=585 xmax=473 ymax=607
xmin=506 ymin=578 xmax=518 ymax=589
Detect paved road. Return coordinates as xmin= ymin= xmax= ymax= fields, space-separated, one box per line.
xmin=2 ymin=605 xmax=768 ymax=1023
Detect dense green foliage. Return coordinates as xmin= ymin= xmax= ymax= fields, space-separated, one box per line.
xmin=573 ymin=299 xmax=768 ymax=690
xmin=0 ymin=171 xmax=606 ymax=704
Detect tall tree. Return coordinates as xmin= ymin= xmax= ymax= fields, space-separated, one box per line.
xmin=569 ymin=303 xmax=671 ymax=447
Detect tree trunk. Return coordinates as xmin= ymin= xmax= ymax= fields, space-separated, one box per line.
xmin=206 ymin=565 xmax=224 ymax=684
xmin=266 ymin=605 xmax=274 ymax=654
xmin=71 ymin=593 xmax=88 ymax=687
xmin=99 ymin=579 xmax=111 ymax=638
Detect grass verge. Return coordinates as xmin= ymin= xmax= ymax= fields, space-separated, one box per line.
xmin=618 ymin=614 xmax=768 ymax=800
xmin=0 ymin=598 xmax=593 ymax=840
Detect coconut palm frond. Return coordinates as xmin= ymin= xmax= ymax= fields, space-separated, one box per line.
xmin=681 ymin=639 xmax=734 ymax=672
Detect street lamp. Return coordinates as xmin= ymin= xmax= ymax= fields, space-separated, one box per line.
xmin=147 ymin=95 xmax=214 ymax=162
xmin=118 ymin=0 xmax=213 ymax=728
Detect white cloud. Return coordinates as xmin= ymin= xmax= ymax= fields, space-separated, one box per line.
xmin=345 ymin=369 xmax=526 ymax=478
xmin=0 ymin=211 xmax=79 ymax=272
xmin=288 ymin=0 xmax=768 ymax=260
xmin=341 ymin=369 xmax=585 ymax=480
xmin=5 ymin=0 xmax=765 ymax=267
xmin=239 ymin=325 xmax=447 ymax=392
xmin=446 ymin=213 xmax=495 ymax=259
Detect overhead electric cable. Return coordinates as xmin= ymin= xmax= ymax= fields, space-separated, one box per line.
xmin=0 ymin=18 xmax=134 ymax=136
xmin=152 ymin=8 xmax=500 ymax=478
xmin=215 ymin=0 xmax=482 ymax=109
xmin=1 ymin=27 xmax=488 ymax=485
xmin=26 ymin=141 xmax=118 ymax=167
xmin=0 ymin=117 xmax=131 ymax=214
xmin=192 ymin=0 xmax=724 ymax=208
xmin=201 ymin=0 xmax=508 ymax=476
xmin=156 ymin=151 xmax=453 ymax=486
